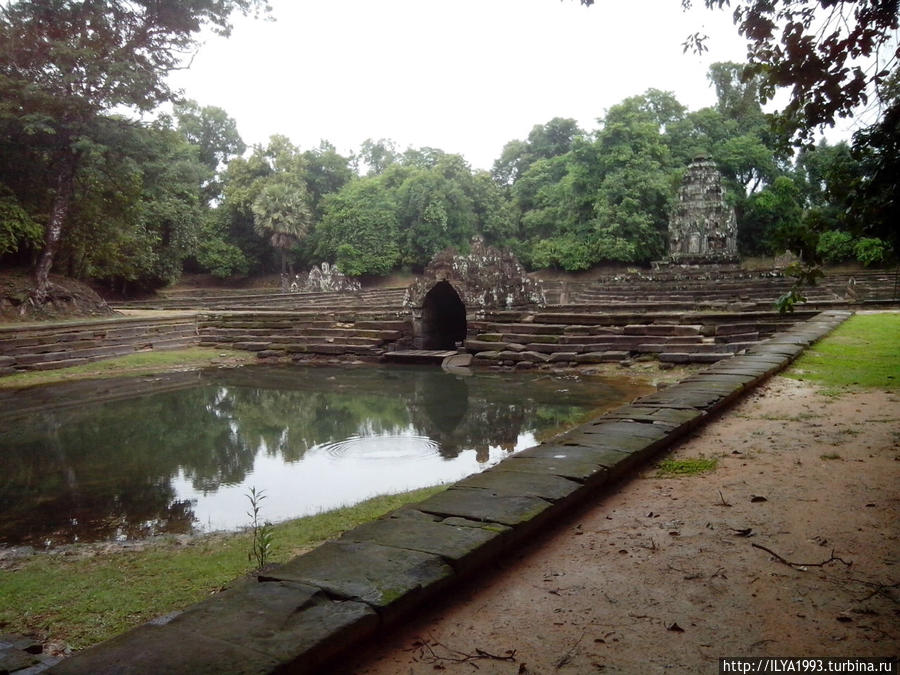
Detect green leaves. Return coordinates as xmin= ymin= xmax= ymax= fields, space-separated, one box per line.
xmin=0 ymin=185 xmax=43 ymax=255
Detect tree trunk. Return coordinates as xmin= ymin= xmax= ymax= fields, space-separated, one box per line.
xmin=32 ymin=156 xmax=76 ymax=305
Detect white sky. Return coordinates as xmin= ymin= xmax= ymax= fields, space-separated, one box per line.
xmin=167 ymin=0 xmax=773 ymax=171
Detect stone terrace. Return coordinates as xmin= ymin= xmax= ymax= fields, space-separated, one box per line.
xmin=2 ymin=268 xmax=895 ymax=374
xmin=0 ymin=315 xmax=198 ymax=375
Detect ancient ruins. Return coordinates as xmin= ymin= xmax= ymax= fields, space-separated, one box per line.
xmin=667 ymin=156 xmax=739 ymax=264
xmin=403 ymin=237 xmax=545 ymax=349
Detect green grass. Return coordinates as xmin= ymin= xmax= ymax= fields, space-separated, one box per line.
xmin=0 ymin=485 xmax=445 ymax=649
xmin=785 ymin=313 xmax=900 ymax=390
xmin=656 ymin=457 xmax=718 ymax=477
xmin=0 ymin=348 xmax=255 ymax=389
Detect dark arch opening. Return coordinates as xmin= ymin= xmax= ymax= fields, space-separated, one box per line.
xmin=421 ymin=281 xmax=467 ymax=350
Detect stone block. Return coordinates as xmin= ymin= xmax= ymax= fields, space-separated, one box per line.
xmin=49 ymin=623 xmax=282 ymax=675
xmin=415 ymin=487 xmax=553 ymax=528
xmin=491 ymin=453 xmax=610 ymax=486
xmin=340 ymin=515 xmax=506 ymax=575
xmin=624 ymin=324 xmax=698 ymax=336
xmin=464 ymin=339 xmax=502 ymax=352
xmin=457 ymin=468 xmax=585 ymax=502
xmin=519 ymin=350 xmax=551 ymax=363
xmin=548 ymin=351 xmax=579 ymax=362
xmin=264 ymin=541 xmax=453 ymax=623
xmin=165 ymin=579 xmax=377 ymax=670
xmin=233 ymin=341 xmax=272 ymax=351
xmin=519 ymin=443 xmax=642 ymax=480
xmin=0 ymin=648 xmax=41 ymax=673
xmin=600 ymin=405 xmax=707 ymax=430
xmin=575 ymin=351 xmax=629 ymax=363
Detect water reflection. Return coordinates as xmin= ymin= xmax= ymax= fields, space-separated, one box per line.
xmin=0 ymin=365 xmax=648 ymax=548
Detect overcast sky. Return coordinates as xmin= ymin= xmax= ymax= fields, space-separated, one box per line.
xmin=168 ymin=0 xmax=761 ymax=171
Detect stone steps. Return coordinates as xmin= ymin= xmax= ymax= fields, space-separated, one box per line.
xmin=0 ymin=317 xmax=200 ymax=373
xmin=115 ymin=287 xmax=409 ymax=312
xmin=194 ymin=312 xmax=414 ymax=361
xmin=462 ymin=309 xmax=813 ymax=365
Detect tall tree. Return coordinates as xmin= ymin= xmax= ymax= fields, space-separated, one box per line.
xmin=251 ymin=177 xmax=312 ymax=277
xmin=0 ymin=0 xmax=269 ymax=302
xmin=578 ymin=1 xmax=899 ymax=141
xmin=174 ymin=100 xmax=246 ymax=203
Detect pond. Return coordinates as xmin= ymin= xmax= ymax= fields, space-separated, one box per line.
xmin=0 ymin=364 xmax=650 ymax=548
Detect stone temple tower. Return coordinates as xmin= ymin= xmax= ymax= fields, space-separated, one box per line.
xmin=668 ymin=156 xmax=739 ymax=264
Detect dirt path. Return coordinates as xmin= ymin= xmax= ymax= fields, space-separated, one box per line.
xmin=341 ymin=376 xmax=900 ymax=674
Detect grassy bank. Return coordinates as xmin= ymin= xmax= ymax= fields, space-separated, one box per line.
xmin=0 ymin=486 xmax=445 ymax=650
xmin=0 ymin=348 xmax=256 ymax=389
xmin=785 ymin=312 xmax=900 ymax=391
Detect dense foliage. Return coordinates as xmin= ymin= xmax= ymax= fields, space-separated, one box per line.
xmin=1 ymin=0 xmax=896 ymax=294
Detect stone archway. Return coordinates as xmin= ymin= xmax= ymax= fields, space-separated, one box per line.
xmin=420 ymin=281 xmax=467 ymax=350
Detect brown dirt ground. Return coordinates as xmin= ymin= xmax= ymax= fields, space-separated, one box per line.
xmin=0 ymin=269 xmax=114 ymax=322
xmin=341 ymin=376 xmax=900 ymax=674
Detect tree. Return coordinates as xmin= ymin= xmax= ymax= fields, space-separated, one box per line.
xmin=0 ymin=0 xmax=269 ymax=302
xmin=302 ymin=141 xmax=354 ymax=219
xmin=174 ymin=100 xmax=246 ymax=203
xmin=579 ymin=1 xmax=899 ymax=141
xmin=251 ymin=177 xmax=312 ymax=276
xmin=0 ymin=184 xmax=42 ymax=256
xmin=316 ymin=178 xmax=400 ymax=277
xmin=358 ymin=138 xmax=399 ymax=176
xmin=492 ymin=118 xmax=582 ymax=187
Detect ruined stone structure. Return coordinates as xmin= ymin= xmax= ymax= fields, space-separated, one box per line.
xmin=404 ymin=237 xmax=545 ymax=349
xmin=292 ymin=262 xmax=361 ymax=294
xmin=667 ymin=156 xmax=739 ymax=264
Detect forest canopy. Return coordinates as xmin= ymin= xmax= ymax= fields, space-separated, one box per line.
xmin=1 ymin=0 xmax=896 ymax=297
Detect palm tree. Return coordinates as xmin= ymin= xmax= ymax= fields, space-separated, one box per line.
xmin=251 ymin=178 xmax=312 ymax=277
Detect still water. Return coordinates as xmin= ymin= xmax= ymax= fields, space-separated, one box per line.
xmin=0 ymin=365 xmax=647 ymax=548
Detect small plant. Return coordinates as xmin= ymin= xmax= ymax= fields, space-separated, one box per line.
xmin=656 ymin=457 xmax=717 ymax=477
xmin=246 ymin=487 xmax=274 ymax=569
xmin=775 ymin=261 xmax=824 ymax=314
xmin=820 ymin=453 xmax=842 ymax=461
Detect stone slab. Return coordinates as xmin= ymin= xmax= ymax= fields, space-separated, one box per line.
xmin=265 ymin=541 xmax=453 ymax=623
xmin=747 ymin=343 xmax=806 ymax=357
xmin=553 ymin=427 xmax=664 ymax=454
xmin=582 ymin=420 xmax=673 ymax=441
xmin=575 ymin=351 xmax=630 ymax=363
xmin=456 ymin=469 xmax=585 ymax=502
xmin=681 ymin=373 xmax=758 ymax=389
xmin=517 ymin=443 xmax=642 ymax=480
xmin=340 ymin=515 xmax=506 ymax=575
xmin=637 ymin=386 xmax=726 ymax=410
xmin=0 ymin=648 xmax=40 ymax=673
xmin=49 ymin=623 xmax=281 ymax=675
xmin=489 ymin=453 xmax=610 ymax=485
xmin=415 ymin=487 xmax=553 ymax=528
xmin=658 ymin=352 xmax=727 ymax=364
xmin=598 ymin=405 xmax=707 ymax=428
xmin=166 ymin=579 xmax=377 ymax=670
xmin=548 ymin=351 xmax=579 ymax=362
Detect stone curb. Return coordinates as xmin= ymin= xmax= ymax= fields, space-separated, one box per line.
xmin=47 ymin=311 xmax=853 ymax=675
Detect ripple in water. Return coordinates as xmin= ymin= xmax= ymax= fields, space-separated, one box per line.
xmin=318 ymin=434 xmax=442 ymax=461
